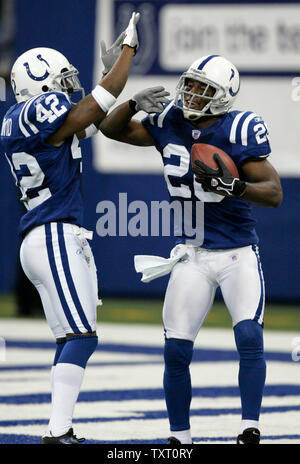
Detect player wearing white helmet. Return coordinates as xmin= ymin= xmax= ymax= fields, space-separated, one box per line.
xmin=99 ymin=54 xmax=283 ymax=444
xmin=175 ymin=54 xmax=240 ymax=119
xmin=0 ymin=12 xmax=170 ymax=444
xmin=10 ymin=47 xmax=85 ymax=104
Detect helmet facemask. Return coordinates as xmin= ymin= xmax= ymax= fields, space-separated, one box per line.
xmin=51 ymin=66 xmax=85 ymax=105
xmin=175 ymin=72 xmax=228 ymax=121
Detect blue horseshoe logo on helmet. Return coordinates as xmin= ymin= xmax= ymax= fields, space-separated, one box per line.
xmin=229 ymin=68 xmax=240 ymax=97
xmin=23 ymin=54 xmax=50 ymax=81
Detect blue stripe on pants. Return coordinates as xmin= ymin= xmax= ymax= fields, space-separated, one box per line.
xmin=57 ymin=223 xmax=92 ymax=333
xmin=252 ymin=245 xmax=265 ymax=325
xmin=45 ymin=223 xmax=81 ymax=333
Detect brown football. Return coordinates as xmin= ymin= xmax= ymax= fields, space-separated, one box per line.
xmin=191 ymin=143 xmax=239 ymax=178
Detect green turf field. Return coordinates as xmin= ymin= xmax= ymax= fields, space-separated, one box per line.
xmin=0 ymin=294 xmax=299 ymax=331
xmin=99 ymin=298 xmax=300 ymax=331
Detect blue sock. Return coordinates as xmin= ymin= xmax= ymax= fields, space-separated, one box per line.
xmin=57 ymin=335 xmax=98 ymax=368
xmin=49 ymin=335 xmax=97 ymax=436
xmin=234 ymin=319 xmax=266 ymax=420
xmin=163 ymin=338 xmax=194 ymax=431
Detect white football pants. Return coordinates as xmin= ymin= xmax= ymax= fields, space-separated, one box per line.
xmin=20 ymin=222 xmax=98 ymax=339
xmin=163 ymin=245 xmax=265 ymax=342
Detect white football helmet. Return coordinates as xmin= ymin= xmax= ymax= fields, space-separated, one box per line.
xmin=11 ymin=47 xmax=84 ymax=104
xmin=175 ymin=55 xmax=240 ymax=120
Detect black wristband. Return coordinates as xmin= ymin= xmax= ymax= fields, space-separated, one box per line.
xmin=128 ymin=99 xmax=138 ymax=113
xmin=233 ymin=179 xmax=247 ymax=197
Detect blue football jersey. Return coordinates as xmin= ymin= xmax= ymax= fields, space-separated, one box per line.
xmin=1 ymin=91 xmax=84 ymax=237
xmin=142 ymin=100 xmax=271 ymax=249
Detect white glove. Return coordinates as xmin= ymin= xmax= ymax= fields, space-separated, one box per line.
xmin=100 ymin=32 xmax=126 ymax=75
xmin=132 ymin=86 xmax=170 ymax=113
xmin=122 ymin=12 xmax=140 ymax=53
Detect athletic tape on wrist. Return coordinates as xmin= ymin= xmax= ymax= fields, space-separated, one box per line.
xmin=91 ymin=85 xmax=116 ymax=112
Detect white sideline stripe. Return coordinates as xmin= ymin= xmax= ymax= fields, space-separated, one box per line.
xmin=0 ymin=320 xmax=299 ymax=351
xmin=2 ymin=396 xmax=300 ymax=421
xmin=1 ymin=411 xmax=300 ymax=442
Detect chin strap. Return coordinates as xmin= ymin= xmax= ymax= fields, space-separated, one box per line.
xmin=184 ymin=108 xmax=227 ymax=121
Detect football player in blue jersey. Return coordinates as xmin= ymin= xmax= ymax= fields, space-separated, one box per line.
xmin=99 ymin=55 xmax=283 ymax=444
xmin=0 ymin=12 xmax=165 ymax=444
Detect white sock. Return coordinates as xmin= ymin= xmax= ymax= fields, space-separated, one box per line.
xmin=50 ymin=365 xmax=56 ymax=402
xmin=46 ymin=366 xmax=56 ymax=435
xmin=48 ymin=363 xmax=85 ymax=437
xmin=170 ymin=429 xmax=192 ymax=444
xmin=240 ymin=420 xmax=260 ymax=434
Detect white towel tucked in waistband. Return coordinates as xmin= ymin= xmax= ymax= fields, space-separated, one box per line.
xmin=134 ymin=244 xmax=192 ymax=283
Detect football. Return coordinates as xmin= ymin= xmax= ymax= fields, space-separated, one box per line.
xmin=191 ymin=143 xmax=239 ymax=178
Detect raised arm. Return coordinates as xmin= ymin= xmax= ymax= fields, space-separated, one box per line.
xmin=47 ymin=12 xmax=140 ymax=146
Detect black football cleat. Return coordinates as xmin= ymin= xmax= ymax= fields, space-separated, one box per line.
xmin=168 ymin=436 xmax=194 ymax=444
xmin=237 ymin=427 xmax=260 ymax=444
xmin=168 ymin=436 xmax=182 ymax=444
xmin=41 ymin=428 xmax=85 ymax=444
